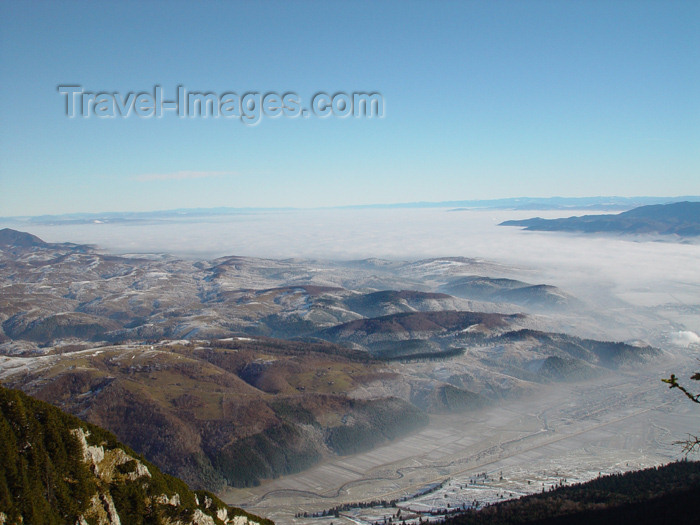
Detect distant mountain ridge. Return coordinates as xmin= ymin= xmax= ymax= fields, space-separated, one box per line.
xmin=500 ymin=201 xmax=700 ymax=236
xmin=0 ymin=227 xmax=92 ymax=253
xmin=0 ymin=228 xmax=47 ymax=247
xmin=3 ymin=196 xmax=700 ymax=223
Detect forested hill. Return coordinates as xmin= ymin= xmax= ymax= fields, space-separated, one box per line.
xmin=0 ymin=384 xmax=272 ymax=525
xmin=441 ymin=461 xmax=700 ymax=525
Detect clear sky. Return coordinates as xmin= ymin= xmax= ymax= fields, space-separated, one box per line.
xmin=0 ymin=0 xmax=698 ymax=216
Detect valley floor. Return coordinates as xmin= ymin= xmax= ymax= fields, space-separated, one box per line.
xmin=224 ymin=352 xmax=698 ymax=524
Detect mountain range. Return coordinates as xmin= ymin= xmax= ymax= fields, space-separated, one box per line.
xmin=3 ymin=197 xmax=700 ymax=225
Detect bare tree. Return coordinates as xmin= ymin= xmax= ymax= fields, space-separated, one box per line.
xmin=662 ymin=372 xmax=700 ymax=454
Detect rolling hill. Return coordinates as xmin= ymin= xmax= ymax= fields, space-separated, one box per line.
xmin=440 ymin=277 xmax=581 ymax=312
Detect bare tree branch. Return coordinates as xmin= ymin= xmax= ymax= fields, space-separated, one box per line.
xmin=663 ymin=373 xmax=700 ymax=455
xmin=673 ymin=435 xmax=700 ymax=456
xmin=662 ymin=374 xmax=700 ymax=404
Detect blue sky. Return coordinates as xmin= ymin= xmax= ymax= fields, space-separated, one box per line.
xmin=0 ymin=0 xmax=698 ymax=216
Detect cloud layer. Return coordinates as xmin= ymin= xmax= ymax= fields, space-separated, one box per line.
xmin=4 ymin=207 xmax=700 ymax=313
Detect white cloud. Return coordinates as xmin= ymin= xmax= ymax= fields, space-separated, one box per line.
xmin=671 ymin=331 xmax=700 ymax=348
xmin=133 ymin=170 xmax=235 ymax=182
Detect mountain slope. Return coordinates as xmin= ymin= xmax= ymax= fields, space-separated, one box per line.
xmin=0 ymin=384 xmax=272 ymax=525
xmin=500 ymin=201 xmax=700 ymax=236
xmin=0 ymin=338 xmax=427 ymax=490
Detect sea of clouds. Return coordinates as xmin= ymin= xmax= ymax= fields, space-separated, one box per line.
xmin=3 ymin=207 xmax=700 ymax=314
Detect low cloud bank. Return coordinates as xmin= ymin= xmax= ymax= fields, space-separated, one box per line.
xmin=3 ymin=207 xmax=699 ymax=309
xmin=671 ymin=331 xmax=700 ymax=347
